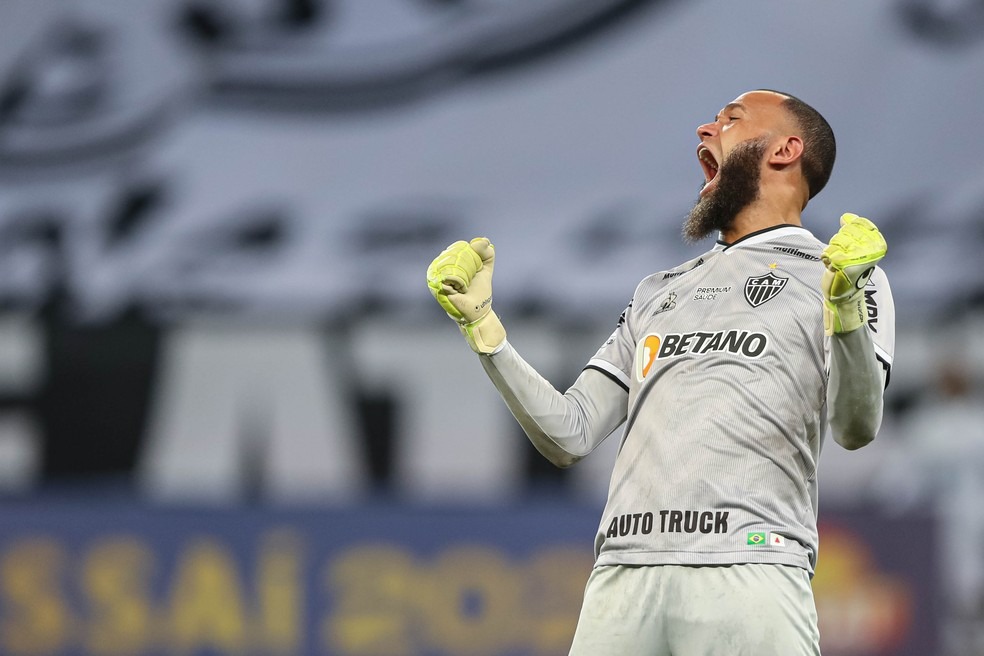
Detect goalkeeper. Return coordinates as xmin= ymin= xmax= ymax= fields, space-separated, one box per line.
xmin=427 ymin=90 xmax=894 ymax=656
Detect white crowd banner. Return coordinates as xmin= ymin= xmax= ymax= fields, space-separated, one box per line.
xmin=0 ymin=0 xmax=981 ymax=328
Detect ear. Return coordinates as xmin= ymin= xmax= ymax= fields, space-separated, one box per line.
xmin=768 ymin=135 xmax=804 ymax=166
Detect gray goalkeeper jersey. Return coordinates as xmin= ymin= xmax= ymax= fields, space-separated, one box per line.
xmin=584 ymin=225 xmax=895 ymax=574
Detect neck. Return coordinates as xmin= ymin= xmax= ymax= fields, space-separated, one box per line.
xmin=720 ymin=186 xmax=804 ymax=244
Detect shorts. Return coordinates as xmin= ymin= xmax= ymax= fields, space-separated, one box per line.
xmin=568 ymin=563 xmax=821 ymax=656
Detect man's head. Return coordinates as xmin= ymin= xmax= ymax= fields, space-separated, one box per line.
xmin=683 ymin=90 xmax=836 ymax=242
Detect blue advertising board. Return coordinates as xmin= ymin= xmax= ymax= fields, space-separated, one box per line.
xmin=0 ymin=500 xmax=935 ymax=655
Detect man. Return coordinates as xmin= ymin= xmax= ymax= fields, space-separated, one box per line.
xmin=426 ymin=89 xmax=894 ymax=655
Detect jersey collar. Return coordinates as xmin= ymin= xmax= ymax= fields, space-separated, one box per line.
xmin=715 ymin=224 xmax=814 ymax=253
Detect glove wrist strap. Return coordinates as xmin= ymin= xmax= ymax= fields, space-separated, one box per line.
xmin=824 ymin=295 xmax=866 ymax=336
xmin=460 ymin=310 xmax=506 ymax=354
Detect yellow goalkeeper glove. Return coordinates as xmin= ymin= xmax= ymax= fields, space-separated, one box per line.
xmin=821 ymin=213 xmax=887 ymax=335
xmin=426 ymin=237 xmax=506 ymax=354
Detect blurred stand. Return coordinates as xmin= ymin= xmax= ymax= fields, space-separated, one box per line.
xmin=875 ymin=348 xmax=984 ymax=655
xmin=1 ymin=0 xmax=984 ymax=653
xmin=0 ymin=316 xmax=43 ymax=492
xmin=134 ymin=319 xmax=620 ymax=505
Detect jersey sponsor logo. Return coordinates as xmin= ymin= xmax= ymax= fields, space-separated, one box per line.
xmin=636 ymin=334 xmax=662 ymax=380
xmin=864 ymin=285 xmax=879 ymax=333
xmin=692 ymin=285 xmax=731 ymax=301
xmin=662 ymin=257 xmax=704 ymax=279
xmin=605 ymin=509 xmax=730 ymax=537
xmin=652 ymin=291 xmax=677 ymax=315
xmin=634 ymin=329 xmax=769 ymax=380
xmin=772 ymin=246 xmax=821 ymax=261
xmin=744 ymin=272 xmax=788 ymax=307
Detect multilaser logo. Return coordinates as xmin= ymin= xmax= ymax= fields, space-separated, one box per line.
xmin=635 ymin=330 xmax=769 ymax=381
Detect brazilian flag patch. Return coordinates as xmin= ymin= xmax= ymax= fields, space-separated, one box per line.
xmin=746 ymin=532 xmax=767 ymax=545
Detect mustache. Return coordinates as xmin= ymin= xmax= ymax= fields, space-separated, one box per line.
xmin=683 ymin=138 xmax=767 ymax=243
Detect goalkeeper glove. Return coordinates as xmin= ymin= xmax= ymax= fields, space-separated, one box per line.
xmin=426 ymin=237 xmax=506 ymax=354
xmin=820 ymin=213 xmax=887 ymax=335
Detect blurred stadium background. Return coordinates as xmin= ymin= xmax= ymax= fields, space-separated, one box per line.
xmin=0 ymin=0 xmax=981 ymax=654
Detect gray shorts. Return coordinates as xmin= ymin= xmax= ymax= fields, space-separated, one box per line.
xmin=568 ymin=563 xmax=821 ymax=656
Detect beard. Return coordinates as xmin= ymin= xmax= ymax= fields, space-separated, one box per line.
xmin=682 ymin=138 xmax=768 ymax=243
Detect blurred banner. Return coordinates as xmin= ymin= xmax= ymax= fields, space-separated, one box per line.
xmin=0 ymin=2 xmax=974 ymax=652
xmin=0 ymin=501 xmax=936 ymax=655
xmin=0 ymin=0 xmax=983 ymax=497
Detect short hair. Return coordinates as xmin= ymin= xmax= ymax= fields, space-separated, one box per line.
xmin=759 ymin=90 xmax=837 ymax=200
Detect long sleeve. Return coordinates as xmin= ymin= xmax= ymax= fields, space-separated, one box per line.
xmin=479 ymin=340 xmax=628 ymax=468
xmin=826 ymin=327 xmax=885 ymax=450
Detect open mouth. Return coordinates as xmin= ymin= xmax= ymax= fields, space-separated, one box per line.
xmin=697 ymin=146 xmax=719 ymax=195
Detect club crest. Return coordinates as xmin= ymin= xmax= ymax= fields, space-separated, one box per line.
xmin=744 ymin=272 xmax=787 ymax=307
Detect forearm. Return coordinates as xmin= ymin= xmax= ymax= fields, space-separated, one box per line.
xmin=827 ymin=327 xmax=885 ymax=450
xmin=480 ymin=341 xmax=627 ymax=468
